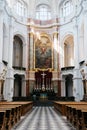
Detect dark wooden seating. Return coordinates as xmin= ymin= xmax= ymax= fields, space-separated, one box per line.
xmin=54 ymin=101 xmax=87 ymax=130
xmin=0 ymin=101 xmax=33 ymax=130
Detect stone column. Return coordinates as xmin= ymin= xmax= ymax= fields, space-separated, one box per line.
xmin=73 ymin=18 xmax=81 ymax=101
xmin=4 ymin=18 xmax=14 ymax=101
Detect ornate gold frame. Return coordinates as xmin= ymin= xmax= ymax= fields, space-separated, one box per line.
xmin=34 ymin=33 xmax=53 ymax=71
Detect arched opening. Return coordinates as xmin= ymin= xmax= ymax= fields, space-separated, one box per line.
xmin=64 ymin=35 xmax=74 ymax=67
xmin=14 ymin=74 xmax=22 ymax=97
xmin=65 ymin=74 xmax=73 ymax=97
xmin=13 ymin=36 xmax=23 ymax=68
xmin=14 ymin=74 xmax=25 ymax=97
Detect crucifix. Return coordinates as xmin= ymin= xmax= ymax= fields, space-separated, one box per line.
xmin=41 ymin=71 xmax=46 ymax=91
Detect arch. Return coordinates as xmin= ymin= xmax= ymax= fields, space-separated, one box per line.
xmin=13 ymin=32 xmax=26 ymax=45
xmin=62 ymin=32 xmax=74 ymax=44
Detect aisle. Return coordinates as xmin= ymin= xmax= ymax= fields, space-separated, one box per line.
xmin=12 ymin=107 xmax=76 ymax=130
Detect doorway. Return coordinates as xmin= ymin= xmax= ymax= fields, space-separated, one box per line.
xmin=14 ymin=74 xmax=22 ymax=97
xmin=65 ymin=74 xmax=73 ymax=97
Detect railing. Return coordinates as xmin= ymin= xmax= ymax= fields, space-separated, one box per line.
xmin=61 ymin=66 xmax=75 ymax=71
xmin=12 ymin=66 xmax=26 ymax=71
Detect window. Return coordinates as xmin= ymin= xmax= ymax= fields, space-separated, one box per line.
xmin=36 ymin=5 xmax=51 ymax=21
xmin=14 ymin=0 xmax=27 ymax=17
xmin=61 ymin=1 xmax=73 ymax=17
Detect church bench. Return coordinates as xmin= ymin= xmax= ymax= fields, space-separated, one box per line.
xmin=0 ymin=110 xmax=6 ymax=130
xmin=65 ymin=104 xmax=87 ymax=130
xmin=0 ymin=101 xmax=33 ymax=130
xmin=54 ymin=101 xmax=87 ymax=130
xmin=80 ymin=110 xmax=87 ymax=130
xmin=75 ymin=109 xmax=87 ymax=130
xmin=0 ymin=106 xmax=20 ymax=130
xmin=54 ymin=101 xmax=87 ymax=115
xmin=0 ymin=101 xmax=33 ymax=115
xmin=0 ymin=107 xmax=13 ymax=130
xmin=54 ymin=101 xmax=77 ymax=115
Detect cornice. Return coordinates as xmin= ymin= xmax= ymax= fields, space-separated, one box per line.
xmin=27 ymin=23 xmax=59 ymax=29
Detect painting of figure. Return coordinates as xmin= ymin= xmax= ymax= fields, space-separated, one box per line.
xmin=35 ymin=35 xmax=52 ymax=69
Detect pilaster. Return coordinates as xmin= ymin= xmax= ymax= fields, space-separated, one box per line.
xmin=53 ymin=32 xmax=58 ymax=71
xmin=73 ymin=18 xmax=81 ymax=101
xmin=29 ymin=32 xmax=34 ymax=70
xmin=0 ymin=11 xmax=3 ymax=62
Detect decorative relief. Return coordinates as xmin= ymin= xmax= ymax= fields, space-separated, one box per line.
xmin=0 ymin=68 xmax=7 ymax=80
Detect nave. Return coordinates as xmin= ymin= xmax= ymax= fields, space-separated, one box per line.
xmin=12 ymin=107 xmax=76 ymax=130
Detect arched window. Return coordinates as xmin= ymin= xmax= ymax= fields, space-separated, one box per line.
xmin=61 ymin=1 xmax=73 ymax=17
xmin=36 ymin=5 xmax=51 ymax=21
xmin=14 ymin=0 xmax=27 ymax=17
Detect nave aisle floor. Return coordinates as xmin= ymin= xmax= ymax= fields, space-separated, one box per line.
xmin=12 ymin=107 xmax=76 ymax=130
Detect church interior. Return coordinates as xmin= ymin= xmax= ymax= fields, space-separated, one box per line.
xmin=0 ymin=0 xmax=87 ymax=130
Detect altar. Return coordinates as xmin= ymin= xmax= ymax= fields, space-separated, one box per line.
xmin=40 ymin=93 xmax=48 ymax=100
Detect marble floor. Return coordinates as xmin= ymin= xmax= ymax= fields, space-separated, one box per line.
xmin=12 ymin=107 xmax=76 ymax=130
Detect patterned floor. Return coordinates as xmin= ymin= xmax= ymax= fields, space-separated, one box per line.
xmin=12 ymin=107 xmax=76 ymax=130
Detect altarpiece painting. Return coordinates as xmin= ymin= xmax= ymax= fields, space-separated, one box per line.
xmin=35 ymin=35 xmax=52 ymax=69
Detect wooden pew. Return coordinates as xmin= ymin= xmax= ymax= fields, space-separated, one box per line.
xmin=0 ymin=105 xmax=20 ymax=130
xmin=54 ymin=101 xmax=87 ymax=130
xmin=65 ymin=104 xmax=87 ymax=130
xmin=0 ymin=101 xmax=33 ymax=130
xmin=54 ymin=101 xmax=87 ymax=115
xmin=0 ymin=110 xmax=6 ymax=130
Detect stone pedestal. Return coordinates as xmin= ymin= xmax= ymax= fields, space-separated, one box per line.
xmin=83 ymin=94 xmax=87 ymax=101
xmin=0 ymin=80 xmax=5 ymax=101
xmin=0 ymin=94 xmax=4 ymax=101
xmin=82 ymin=80 xmax=87 ymax=101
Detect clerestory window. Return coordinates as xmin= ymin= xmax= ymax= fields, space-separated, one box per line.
xmin=14 ymin=0 xmax=27 ymax=17
xmin=36 ymin=5 xmax=51 ymax=21
xmin=61 ymin=0 xmax=73 ymax=17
